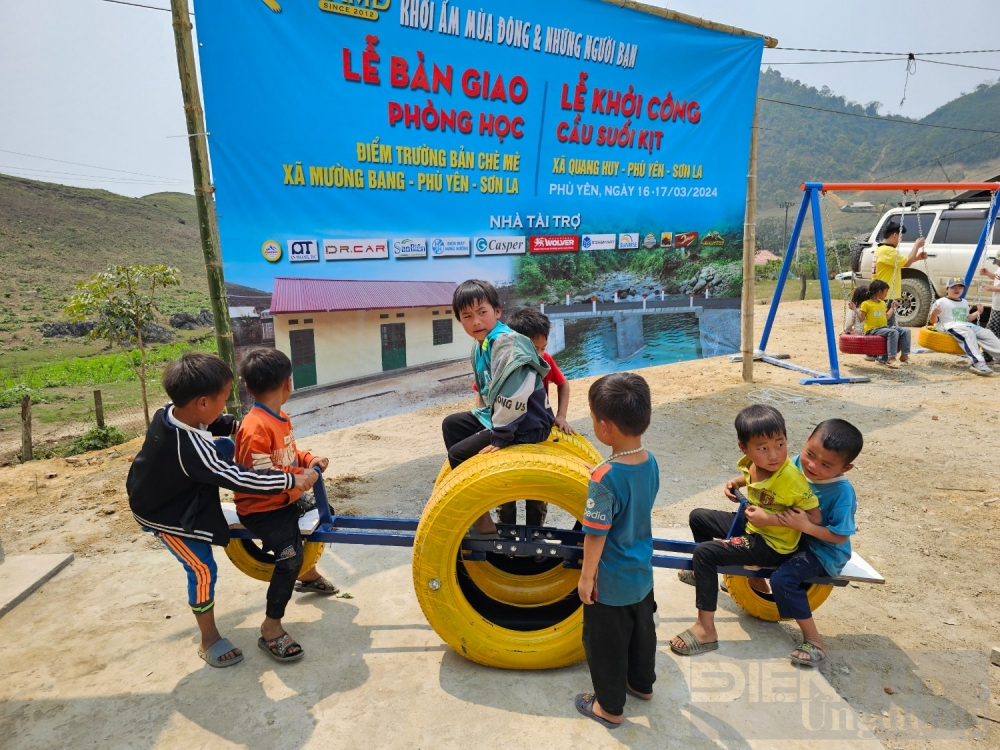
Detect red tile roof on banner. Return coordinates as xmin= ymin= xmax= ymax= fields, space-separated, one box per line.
xmin=270 ymin=277 xmax=458 ymax=314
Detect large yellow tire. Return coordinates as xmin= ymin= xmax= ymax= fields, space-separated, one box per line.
xmin=917 ymin=325 xmax=964 ymax=356
xmin=723 ymin=574 xmax=833 ymax=622
xmin=463 ymin=559 xmax=578 ymax=608
xmin=432 ymin=427 xmax=601 ymax=492
xmin=225 ymin=538 xmax=326 ymax=582
xmin=413 ymin=445 xmax=590 ymax=669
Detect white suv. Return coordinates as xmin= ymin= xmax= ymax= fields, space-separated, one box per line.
xmin=855 ymin=197 xmax=998 ymax=326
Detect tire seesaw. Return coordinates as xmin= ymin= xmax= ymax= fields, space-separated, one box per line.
xmin=221 ymin=429 xmax=885 ymax=669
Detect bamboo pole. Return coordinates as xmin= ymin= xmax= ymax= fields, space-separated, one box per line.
xmin=741 ymin=103 xmax=760 ymax=383
xmin=94 ymin=390 xmax=105 ymax=429
xmin=605 ymin=0 xmax=778 ymax=47
xmin=169 ymin=0 xmax=241 ymax=418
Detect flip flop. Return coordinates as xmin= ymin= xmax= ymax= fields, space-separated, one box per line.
xmin=294 ymin=576 xmax=340 ymax=595
xmin=790 ymin=641 xmax=826 ymax=667
xmin=626 ymin=683 xmax=652 ymax=701
xmin=258 ymin=633 xmax=304 ymax=663
xmin=574 ymin=693 xmax=621 ymax=729
xmin=198 ymin=637 xmax=243 ymax=668
xmin=670 ymin=628 xmax=719 ymax=656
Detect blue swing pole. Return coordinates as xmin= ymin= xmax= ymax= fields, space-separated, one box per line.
xmin=960 ymin=190 xmax=1000 ymax=296
xmin=798 ymin=185 xmax=868 ymax=385
xmin=757 ymin=189 xmax=812 ymax=352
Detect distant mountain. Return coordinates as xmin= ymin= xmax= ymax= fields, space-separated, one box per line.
xmin=757 ymin=69 xmax=1000 ymax=204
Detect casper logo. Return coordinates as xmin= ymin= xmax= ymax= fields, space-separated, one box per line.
xmin=392 ymin=238 xmax=427 ymax=259
xmin=318 ymin=0 xmax=389 ymax=22
xmin=287 ymin=239 xmax=319 ymax=262
xmin=474 ymin=236 xmax=526 ymax=255
xmin=581 ymin=234 xmax=616 ymax=251
xmin=323 ymin=238 xmax=389 ymax=260
xmin=618 ymin=233 xmax=639 ymax=250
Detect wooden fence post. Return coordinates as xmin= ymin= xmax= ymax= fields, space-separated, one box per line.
xmin=94 ymin=390 xmax=105 ymax=428
xmin=20 ymin=395 xmax=32 ymax=463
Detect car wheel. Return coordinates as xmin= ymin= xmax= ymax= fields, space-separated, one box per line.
xmin=896 ymin=277 xmax=933 ymax=326
xmin=849 ymin=232 xmax=870 ymax=273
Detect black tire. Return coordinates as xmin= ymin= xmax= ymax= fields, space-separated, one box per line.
xmin=896 ymin=276 xmax=933 ymax=327
xmin=849 ymin=233 xmax=870 ymax=273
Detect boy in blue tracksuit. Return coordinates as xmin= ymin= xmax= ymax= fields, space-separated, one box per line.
xmin=441 ymin=279 xmax=555 ymax=538
xmin=745 ymin=418 xmax=863 ymax=667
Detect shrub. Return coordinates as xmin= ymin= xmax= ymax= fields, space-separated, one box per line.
xmin=63 ymin=425 xmax=128 ymax=456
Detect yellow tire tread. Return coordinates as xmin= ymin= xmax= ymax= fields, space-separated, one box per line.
xmin=722 ymin=574 xmax=833 ymax=622
xmin=224 ymin=538 xmax=326 ymax=583
xmin=917 ymin=325 xmax=964 ymax=356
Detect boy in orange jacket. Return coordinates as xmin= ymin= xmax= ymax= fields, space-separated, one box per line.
xmin=234 ymin=347 xmax=339 ymax=662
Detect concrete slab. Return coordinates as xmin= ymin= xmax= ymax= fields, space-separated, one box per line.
xmin=0 ymin=553 xmax=73 ymax=619
xmin=0 ymin=537 xmax=883 ymax=748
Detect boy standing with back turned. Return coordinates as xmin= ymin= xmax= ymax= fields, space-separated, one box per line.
xmin=127 ymin=353 xmax=317 ymax=668
xmin=441 ymin=280 xmax=555 ymax=538
xmin=574 ymin=372 xmax=658 ymax=730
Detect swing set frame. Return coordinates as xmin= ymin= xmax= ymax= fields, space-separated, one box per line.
xmin=757 ymin=181 xmax=1000 ymax=385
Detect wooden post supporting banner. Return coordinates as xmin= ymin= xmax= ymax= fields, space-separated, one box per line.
xmin=20 ymin=395 xmax=32 ymax=463
xmin=169 ymin=0 xmax=241 ymax=419
xmin=93 ymin=390 xmax=105 ymax=429
xmin=740 ymin=102 xmax=760 ymax=383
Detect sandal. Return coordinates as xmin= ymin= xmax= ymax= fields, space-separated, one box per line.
xmin=574 ymin=693 xmax=621 ymax=729
xmin=294 ymin=576 xmax=340 ymax=595
xmin=626 ymin=683 xmax=652 ymax=701
xmin=198 ymin=637 xmax=243 ymax=668
xmin=258 ymin=633 xmax=304 ymax=662
xmin=670 ymin=628 xmax=719 ymax=656
xmin=677 ymin=570 xmax=696 ymax=587
xmin=790 ymin=641 xmax=826 ymax=667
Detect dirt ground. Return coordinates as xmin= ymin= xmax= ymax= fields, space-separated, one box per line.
xmin=2 ymin=298 xmax=999 ymax=747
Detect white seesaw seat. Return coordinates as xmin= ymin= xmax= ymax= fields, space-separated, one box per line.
xmin=833 ymin=551 xmax=884 ymax=584
xmin=220 ymin=501 xmax=321 ymax=535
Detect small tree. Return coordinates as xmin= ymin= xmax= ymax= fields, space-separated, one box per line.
xmin=66 ymin=265 xmax=180 ymax=427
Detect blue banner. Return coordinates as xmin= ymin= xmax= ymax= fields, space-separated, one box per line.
xmin=193 ymin=0 xmax=763 ymax=291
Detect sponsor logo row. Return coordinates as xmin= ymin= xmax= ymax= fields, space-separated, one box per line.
xmin=263 ymin=231 xmax=714 ymax=262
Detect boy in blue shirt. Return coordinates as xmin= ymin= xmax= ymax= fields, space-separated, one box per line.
xmin=574 ymin=372 xmax=658 ymax=730
xmin=441 ymin=280 xmax=555 ymax=538
xmin=745 ymin=418 xmax=863 ymax=667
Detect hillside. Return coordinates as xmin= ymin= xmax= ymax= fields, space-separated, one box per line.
xmin=758 ymin=69 xmax=1000 ymax=206
xmin=0 ymin=175 xmax=210 ymax=368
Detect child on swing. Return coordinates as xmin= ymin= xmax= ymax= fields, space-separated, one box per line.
xmin=855 ymin=279 xmax=911 ymax=368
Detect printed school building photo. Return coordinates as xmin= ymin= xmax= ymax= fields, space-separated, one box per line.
xmin=270 ymin=277 xmax=467 ymax=389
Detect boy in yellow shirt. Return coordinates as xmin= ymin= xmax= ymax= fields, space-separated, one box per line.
xmin=670 ymin=404 xmax=820 ymax=655
xmin=873 ymin=219 xmax=927 ymax=300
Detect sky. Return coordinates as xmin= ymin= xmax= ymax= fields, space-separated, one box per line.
xmin=0 ymin=0 xmax=997 ymax=197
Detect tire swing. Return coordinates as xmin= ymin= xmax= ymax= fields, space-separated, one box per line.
xmin=413 ymin=444 xmax=591 ymax=669
xmin=721 ymin=574 xmax=833 ymax=623
xmin=225 ymin=535 xmax=326 ymax=582
xmin=917 ymin=325 xmax=964 ymax=356
xmin=432 ymin=429 xmax=602 ymax=610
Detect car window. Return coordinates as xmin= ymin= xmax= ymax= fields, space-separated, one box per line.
xmin=901 ymin=213 xmax=935 ymax=241
xmin=936 ymin=218 xmax=993 ymax=245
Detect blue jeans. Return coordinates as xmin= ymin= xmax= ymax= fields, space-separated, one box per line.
xmin=770 ymin=548 xmax=828 ymax=620
xmin=867 ymin=325 xmax=910 ymax=359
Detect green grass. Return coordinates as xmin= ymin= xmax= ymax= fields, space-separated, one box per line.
xmin=754 ymin=278 xmax=852 ymax=303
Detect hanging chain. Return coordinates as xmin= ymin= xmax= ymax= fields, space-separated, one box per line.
xmin=821 ymin=192 xmax=851 ymax=318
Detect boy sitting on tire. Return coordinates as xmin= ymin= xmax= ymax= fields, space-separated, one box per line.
xmin=670 ymin=405 xmax=820 ymax=656
xmin=928 ymin=277 xmax=1000 ymax=377
xmin=233 ymin=347 xmax=339 ymax=663
xmin=747 ymin=419 xmax=863 ymax=667
xmin=441 ymin=280 xmax=555 ymax=539
xmin=126 ymin=353 xmax=317 ymax=668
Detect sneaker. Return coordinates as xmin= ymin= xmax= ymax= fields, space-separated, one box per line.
xmin=971 ymin=363 xmax=994 ymax=377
